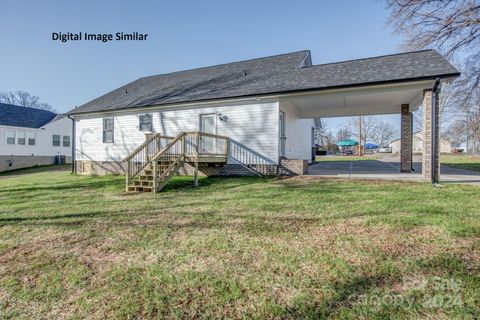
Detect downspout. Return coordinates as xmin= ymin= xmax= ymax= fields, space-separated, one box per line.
xmin=67 ymin=115 xmax=76 ymax=174
xmin=410 ymin=111 xmax=414 ymax=171
xmin=431 ymin=78 xmax=441 ymax=184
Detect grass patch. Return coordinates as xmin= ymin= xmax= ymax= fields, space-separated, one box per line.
xmin=0 ymin=171 xmax=479 ymax=319
xmin=441 ymin=154 xmax=480 ymax=171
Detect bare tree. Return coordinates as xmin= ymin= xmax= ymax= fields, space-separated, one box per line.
xmin=386 ymin=0 xmax=480 ymax=152
xmin=324 ymin=130 xmax=336 ymax=144
xmin=347 ymin=116 xmax=378 ymax=146
xmin=465 ymin=107 xmax=480 ymax=153
xmin=453 ymin=85 xmax=480 ymax=153
xmin=0 ymin=90 xmax=55 ymax=112
xmin=442 ymin=120 xmax=467 ymax=148
xmin=372 ymin=121 xmax=397 ymax=147
xmin=314 ymin=118 xmax=329 ymax=145
xmin=336 ymin=127 xmax=351 ymax=142
xmin=387 ymin=0 xmax=480 ymax=60
xmin=413 ymin=80 xmax=459 ymax=131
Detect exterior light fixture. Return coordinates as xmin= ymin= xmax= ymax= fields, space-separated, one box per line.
xmin=218 ymin=113 xmax=228 ymax=122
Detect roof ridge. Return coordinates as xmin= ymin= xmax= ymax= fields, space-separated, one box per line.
xmin=305 ymin=49 xmax=436 ymax=68
xmin=139 ymin=50 xmax=311 ymax=80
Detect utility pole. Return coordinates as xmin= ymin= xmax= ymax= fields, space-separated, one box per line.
xmin=358 ymin=115 xmax=362 ymax=156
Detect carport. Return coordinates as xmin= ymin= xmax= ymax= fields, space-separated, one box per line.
xmin=278 ymin=50 xmax=460 ymax=183
xmin=308 ymin=154 xmax=480 ymax=185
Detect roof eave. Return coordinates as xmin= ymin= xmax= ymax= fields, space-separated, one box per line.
xmin=68 ymin=72 xmax=461 ymax=117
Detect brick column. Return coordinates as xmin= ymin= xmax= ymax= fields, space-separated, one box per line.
xmin=400 ymin=104 xmax=412 ymax=173
xmin=422 ymin=89 xmax=440 ymax=182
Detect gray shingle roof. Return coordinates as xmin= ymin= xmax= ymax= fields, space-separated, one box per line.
xmin=69 ymin=49 xmax=460 ymax=115
xmin=0 ymin=103 xmax=58 ymax=128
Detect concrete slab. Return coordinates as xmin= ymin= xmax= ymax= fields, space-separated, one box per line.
xmin=308 ymin=155 xmax=480 ymax=185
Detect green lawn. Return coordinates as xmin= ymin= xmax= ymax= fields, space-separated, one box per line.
xmin=441 ymin=154 xmax=480 ymax=171
xmin=0 ymin=171 xmax=479 ymax=319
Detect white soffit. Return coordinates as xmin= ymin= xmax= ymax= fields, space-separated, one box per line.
xmin=282 ymin=80 xmax=435 ymax=118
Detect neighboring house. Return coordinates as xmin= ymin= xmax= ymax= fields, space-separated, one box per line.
xmin=68 ymin=49 xmax=459 ymax=191
xmin=0 ymin=103 xmax=72 ymax=172
xmin=389 ymin=131 xmax=452 ymax=153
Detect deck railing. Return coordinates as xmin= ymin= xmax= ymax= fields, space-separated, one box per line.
xmin=124 ymin=131 xmax=229 ymax=192
xmin=184 ymin=131 xmax=228 ymax=157
xmin=150 ymin=132 xmax=186 ymax=163
xmin=123 ymin=134 xmax=174 ymax=189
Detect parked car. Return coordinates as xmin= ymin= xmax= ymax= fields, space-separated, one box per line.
xmin=378 ymin=147 xmax=392 ymax=153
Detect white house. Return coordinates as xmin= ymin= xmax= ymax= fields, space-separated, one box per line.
xmin=68 ymin=49 xmax=459 ymax=190
xmin=389 ymin=131 xmax=452 ymax=153
xmin=0 ymin=103 xmax=72 ymax=172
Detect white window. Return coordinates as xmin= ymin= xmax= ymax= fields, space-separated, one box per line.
xmin=6 ymin=130 xmax=15 ymax=145
xmin=52 ymin=134 xmax=61 ymax=146
xmin=63 ymin=135 xmax=70 ymax=147
xmin=17 ymin=131 xmax=26 ymax=145
xmin=103 ymin=118 xmax=114 ymax=143
xmin=139 ymin=114 xmax=152 ymax=132
xmin=28 ymin=132 xmax=36 ymax=146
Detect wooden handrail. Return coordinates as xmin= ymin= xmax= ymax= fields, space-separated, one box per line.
xmin=159 ymin=135 xmax=176 ymax=139
xmin=123 ymin=133 xmax=160 ymax=162
xmin=185 ymin=131 xmax=229 ymax=140
xmin=123 ymin=134 xmax=176 ymax=162
xmin=150 ymin=132 xmax=186 ymax=163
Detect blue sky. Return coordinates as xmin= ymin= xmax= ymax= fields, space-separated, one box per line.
xmin=0 ymin=0 xmax=403 ymax=135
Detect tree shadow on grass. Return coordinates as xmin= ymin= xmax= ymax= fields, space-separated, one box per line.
xmin=0 ymin=210 xmax=116 ymax=224
xmin=0 ymin=178 xmax=124 ymax=194
xmin=0 ymin=164 xmax=70 ymax=177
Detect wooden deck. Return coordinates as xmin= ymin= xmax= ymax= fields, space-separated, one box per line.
xmin=124 ymin=131 xmax=229 ymax=193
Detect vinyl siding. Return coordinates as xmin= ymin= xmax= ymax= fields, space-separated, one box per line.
xmin=0 ymin=117 xmax=72 ymax=157
xmin=75 ymin=101 xmax=280 ymax=164
xmin=280 ymin=101 xmax=315 ymax=163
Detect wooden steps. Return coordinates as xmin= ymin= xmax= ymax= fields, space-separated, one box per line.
xmin=127 ymin=186 xmax=153 ymax=193
xmin=156 ymin=159 xmax=184 ymax=192
xmin=125 ymin=131 xmax=229 ymax=193
xmin=126 ymin=158 xmax=184 ymax=193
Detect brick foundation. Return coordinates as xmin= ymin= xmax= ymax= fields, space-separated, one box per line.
xmin=76 ymin=159 xmax=309 ymax=176
xmin=279 ymin=159 xmax=308 ymax=175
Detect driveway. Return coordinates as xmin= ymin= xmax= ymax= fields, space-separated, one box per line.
xmin=308 ymin=155 xmax=480 ymax=185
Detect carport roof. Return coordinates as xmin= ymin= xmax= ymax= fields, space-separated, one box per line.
xmin=69 ymin=49 xmax=460 ymax=115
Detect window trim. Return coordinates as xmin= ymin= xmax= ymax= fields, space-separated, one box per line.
xmin=17 ymin=131 xmax=26 ymax=145
xmin=103 ymin=117 xmax=114 ymax=143
xmin=139 ymin=114 xmax=153 ymax=132
xmin=6 ymin=130 xmax=15 ymax=145
xmin=52 ymin=134 xmax=61 ymax=147
xmin=63 ymin=135 xmax=71 ymax=147
xmin=27 ymin=132 xmax=36 ymax=146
